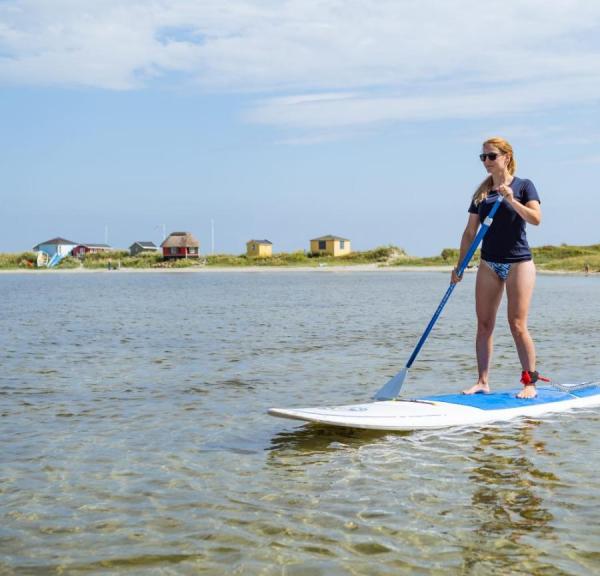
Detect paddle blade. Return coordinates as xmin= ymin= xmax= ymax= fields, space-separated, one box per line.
xmin=373 ymin=367 xmax=408 ymax=400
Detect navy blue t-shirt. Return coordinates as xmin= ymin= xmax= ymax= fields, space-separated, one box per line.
xmin=468 ymin=176 xmax=540 ymax=263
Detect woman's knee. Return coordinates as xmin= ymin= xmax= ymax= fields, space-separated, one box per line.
xmin=477 ymin=318 xmax=496 ymax=337
xmin=509 ymin=316 xmax=529 ymax=338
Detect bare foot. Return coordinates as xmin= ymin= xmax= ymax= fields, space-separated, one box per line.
xmin=517 ymin=385 xmax=537 ymax=399
xmin=462 ymin=383 xmax=490 ymax=395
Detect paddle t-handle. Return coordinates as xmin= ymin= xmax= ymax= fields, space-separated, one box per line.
xmin=374 ymin=195 xmax=504 ymax=400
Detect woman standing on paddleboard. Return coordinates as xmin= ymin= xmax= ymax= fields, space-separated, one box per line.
xmin=451 ymin=137 xmax=547 ymax=399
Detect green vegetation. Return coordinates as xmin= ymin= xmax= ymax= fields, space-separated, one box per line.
xmin=203 ymin=246 xmax=406 ymax=267
xmin=1 ymin=244 xmax=599 ymax=272
xmin=532 ymin=244 xmax=600 ymax=272
xmin=336 ymin=245 xmax=406 ymax=264
xmin=204 ymin=251 xmax=310 ymax=267
xmin=0 ymin=251 xmax=37 ymax=269
xmin=391 ymin=244 xmax=600 ymax=272
xmin=79 ymin=250 xmax=206 ymax=269
xmin=80 ymin=251 xmax=163 ymax=269
xmin=390 ymin=247 xmax=463 ymax=267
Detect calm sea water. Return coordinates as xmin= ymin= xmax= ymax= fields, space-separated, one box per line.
xmin=1 ymin=270 xmax=599 ymax=575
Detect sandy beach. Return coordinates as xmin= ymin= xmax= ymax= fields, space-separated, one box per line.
xmin=0 ymin=264 xmax=593 ymax=275
xmin=0 ymin=264 xmax=453 ymax=274
xmin=0 ymin=263 xmax=449 ymax=273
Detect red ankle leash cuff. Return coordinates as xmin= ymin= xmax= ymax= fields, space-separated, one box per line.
xmin=520 ymin=370 xmax=551 ymax=386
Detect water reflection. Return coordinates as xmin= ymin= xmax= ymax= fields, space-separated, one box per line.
xmin=267 ymin=423 xmax=401 ymax=457
xmin=462 ymin=419 xmax=559 ymax=575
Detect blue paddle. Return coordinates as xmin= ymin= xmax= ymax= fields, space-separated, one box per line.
xmin=374 ymin=195 xmax=504 ymax=401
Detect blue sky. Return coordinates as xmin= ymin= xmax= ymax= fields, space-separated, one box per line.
xmin=1 ymin=0 xmax=599 ymax=256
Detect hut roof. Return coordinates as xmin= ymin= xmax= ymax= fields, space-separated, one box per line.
xmin=33 ymin=237 xmax=78 ymax=250
xmin=247 ymin=239 xmax=273 ymax=245
xmin=161 ymin=232 xmax=200 ymax=248
xmin=130 ymin=241 xmax=158 ymax=248
xmin=311 ymin=235 xmax=350 ymax=242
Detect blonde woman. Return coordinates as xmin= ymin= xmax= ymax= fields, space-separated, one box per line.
xmin=451 ymin=137 xmax=547 ymax=399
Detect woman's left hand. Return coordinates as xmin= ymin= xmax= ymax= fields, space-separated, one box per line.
xmin=497 ymin=184 xmax=514 ymax=202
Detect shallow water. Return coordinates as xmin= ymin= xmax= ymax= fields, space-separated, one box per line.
xmin=1 ymin=270 xmax=599 ymax=575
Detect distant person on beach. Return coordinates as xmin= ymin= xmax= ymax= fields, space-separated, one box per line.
xmin=451 ymin=137 xmax=547 ymax=399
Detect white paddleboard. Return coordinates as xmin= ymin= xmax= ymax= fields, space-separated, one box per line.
xmin=268 ymin=385 xmax=600 ymax=430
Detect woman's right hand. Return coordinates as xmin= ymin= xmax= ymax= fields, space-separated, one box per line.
xmin=451 ymin=267 xmax=462 ymax=284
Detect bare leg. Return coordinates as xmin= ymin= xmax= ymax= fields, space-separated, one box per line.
xmin=463 ymin=263 xmax=504 ymax=394
xmin=506 ymin=260 xmax=537 ymax=398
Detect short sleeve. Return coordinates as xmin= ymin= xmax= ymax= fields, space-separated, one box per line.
xmin=521 ymin=179 xmax=540 ymax=204
xmin=468 ymin=200 xmax=478 ymax=214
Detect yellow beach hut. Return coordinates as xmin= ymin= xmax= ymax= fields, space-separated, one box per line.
xmin=310 ymin=235 xmax=351 ymax=257
xmin=246 ymin=240 xmax=273 ymax=257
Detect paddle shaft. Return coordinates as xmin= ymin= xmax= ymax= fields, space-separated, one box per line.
xmin=372 ymin=195 xmax=504 ymax=400
xmin=404 ymin=196 xmax=504 ymax=369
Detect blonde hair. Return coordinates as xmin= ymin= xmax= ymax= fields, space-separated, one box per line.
xmin=472 ymin=137 xmax=517 ymax=206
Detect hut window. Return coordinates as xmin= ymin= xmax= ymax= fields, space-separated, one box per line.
xmin=319 ymin=241 xmax=326 ymax=250
xmin=339 ymin=240 xmax=345 ymax=249
xmin=170 ymin=247 xmax=178 ymax=255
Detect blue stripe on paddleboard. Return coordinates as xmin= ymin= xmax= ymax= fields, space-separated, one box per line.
xmin=420 ymin=387 xmax=585 ymax=410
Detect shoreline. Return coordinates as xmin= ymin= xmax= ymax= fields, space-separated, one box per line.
xmin=0 ymin=264 xmax=450 ymax=274
xmin=0 ymin=264 xmax=595 ymax=276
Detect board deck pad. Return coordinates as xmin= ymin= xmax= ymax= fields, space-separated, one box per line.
xmin=421 ymin=387 xmax=579 ymax=410
xmin=268 ymin=385 xmax=600 ymax=431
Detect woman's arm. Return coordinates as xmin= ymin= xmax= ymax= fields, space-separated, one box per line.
xmin=451 ymin=213 xmax=480 ymax=284
xmin=510 ymin=199 xmax=542 ymax=225
xmin=497 ymin=184 xmax=542 ymax=225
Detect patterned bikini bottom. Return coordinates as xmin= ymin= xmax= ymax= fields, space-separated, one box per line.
xmin=484 ymin=260 xmax=512 ymax=281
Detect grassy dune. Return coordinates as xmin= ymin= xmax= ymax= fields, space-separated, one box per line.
xmin=0 ymin=246 xmax=404 ymax=269
xmin=0 ymin=252 xmax=38 ymax=269
xmin=205 ymin=246 xmax=404 ymax=267
xmin=1 ymin=244 xmax=599 ymax=272
xmin=532 ymin=244 xmax=600 ymax=272
xmin=391 ymin=244 xmax=600 ymax=273
xmin=390 ymin=248 xmax=459 ymax=268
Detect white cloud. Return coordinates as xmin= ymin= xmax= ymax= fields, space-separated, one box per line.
xmin=248 ymin=75 xmax=600 ymax=128
xmin=1 ymin=0 xmax=599 ymax=126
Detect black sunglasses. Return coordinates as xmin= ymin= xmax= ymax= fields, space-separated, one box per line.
xmin=479 ymin=152 xmax=504 ymax=161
